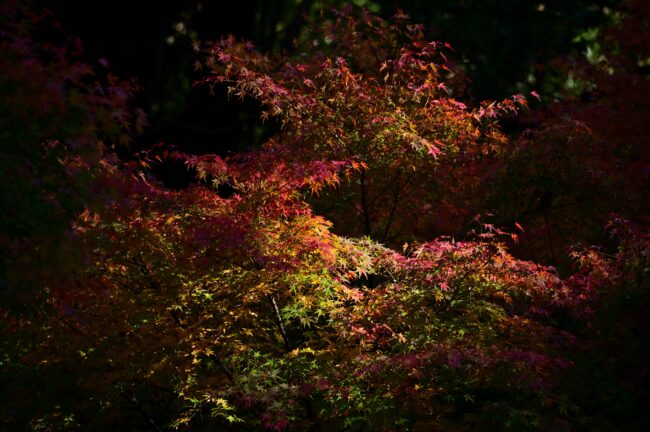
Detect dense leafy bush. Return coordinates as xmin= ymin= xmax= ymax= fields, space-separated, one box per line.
xmin=1 ymin=2 xmax=648 ymax=431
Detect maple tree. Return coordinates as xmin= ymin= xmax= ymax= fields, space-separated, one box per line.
xmin=480 ymin=0 xmax=650 ymax=268
xmin=199 ymin=8 xmax=530 ymax=245
xmin=1 ymin=2 xmax=648 ymax=431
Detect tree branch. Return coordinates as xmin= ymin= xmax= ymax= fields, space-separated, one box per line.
xmin=270 ymin=295 xmax=291 ymax=351
xmin=360 ymin=170 xmax=371 ymax=236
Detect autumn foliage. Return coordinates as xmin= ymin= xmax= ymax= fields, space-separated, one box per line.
xmin=200 ymin=10 xmax=523 ymax=244
xmin=1 ymin=2 xmax=649 ymax=431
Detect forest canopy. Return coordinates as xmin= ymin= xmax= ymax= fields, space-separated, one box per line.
xmin=1 ymin=1 xmax=649 ymax=431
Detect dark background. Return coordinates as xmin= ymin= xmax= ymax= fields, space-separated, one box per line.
xmin=40 ymin=0 xmax=616 ymax=160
